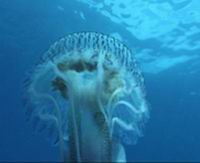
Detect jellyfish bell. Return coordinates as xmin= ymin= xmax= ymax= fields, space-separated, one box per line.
xmin=22 ymin=32 xmax=149 ymax=162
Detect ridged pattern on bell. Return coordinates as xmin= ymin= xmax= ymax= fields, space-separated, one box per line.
xmin=39 ymin=32 xmax=144 ymax=89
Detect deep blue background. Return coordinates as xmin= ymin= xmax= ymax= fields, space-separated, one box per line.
xmin=0 ymin=0 xmax=200 ymax=162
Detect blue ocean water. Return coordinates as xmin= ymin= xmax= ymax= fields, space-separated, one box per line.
xmin=0 ymin=0 xmax=200 ymax=162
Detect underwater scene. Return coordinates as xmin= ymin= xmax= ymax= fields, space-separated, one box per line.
xmin=0 ymin=0 xmax=200 ymax=162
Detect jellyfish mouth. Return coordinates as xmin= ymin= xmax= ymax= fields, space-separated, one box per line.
xmin=49 ymin=54 xmax=127 ymax=161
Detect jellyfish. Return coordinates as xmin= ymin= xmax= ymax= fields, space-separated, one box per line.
xmin=22 ymin=32 xmax=149 ymax=162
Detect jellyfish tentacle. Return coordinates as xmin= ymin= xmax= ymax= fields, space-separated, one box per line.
xmin=68 ymin=90 xmax=81 ymax=162
xmin=96 ymin=50 xmax=109 ymax=123
xmin=29 ymin=84 xmax=66 ymax=159
xmin=106 ymin=84 xmax=135 ymax=124
xmin=111 ymin=117 xmax=133 ymax=133
xmin=114 ymin=101 xmax=142 ymax=115
xmin=106 ymin=87 xmax=124 ymax=132
xmin=52 ymin=60 xmax=83 ymax=161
